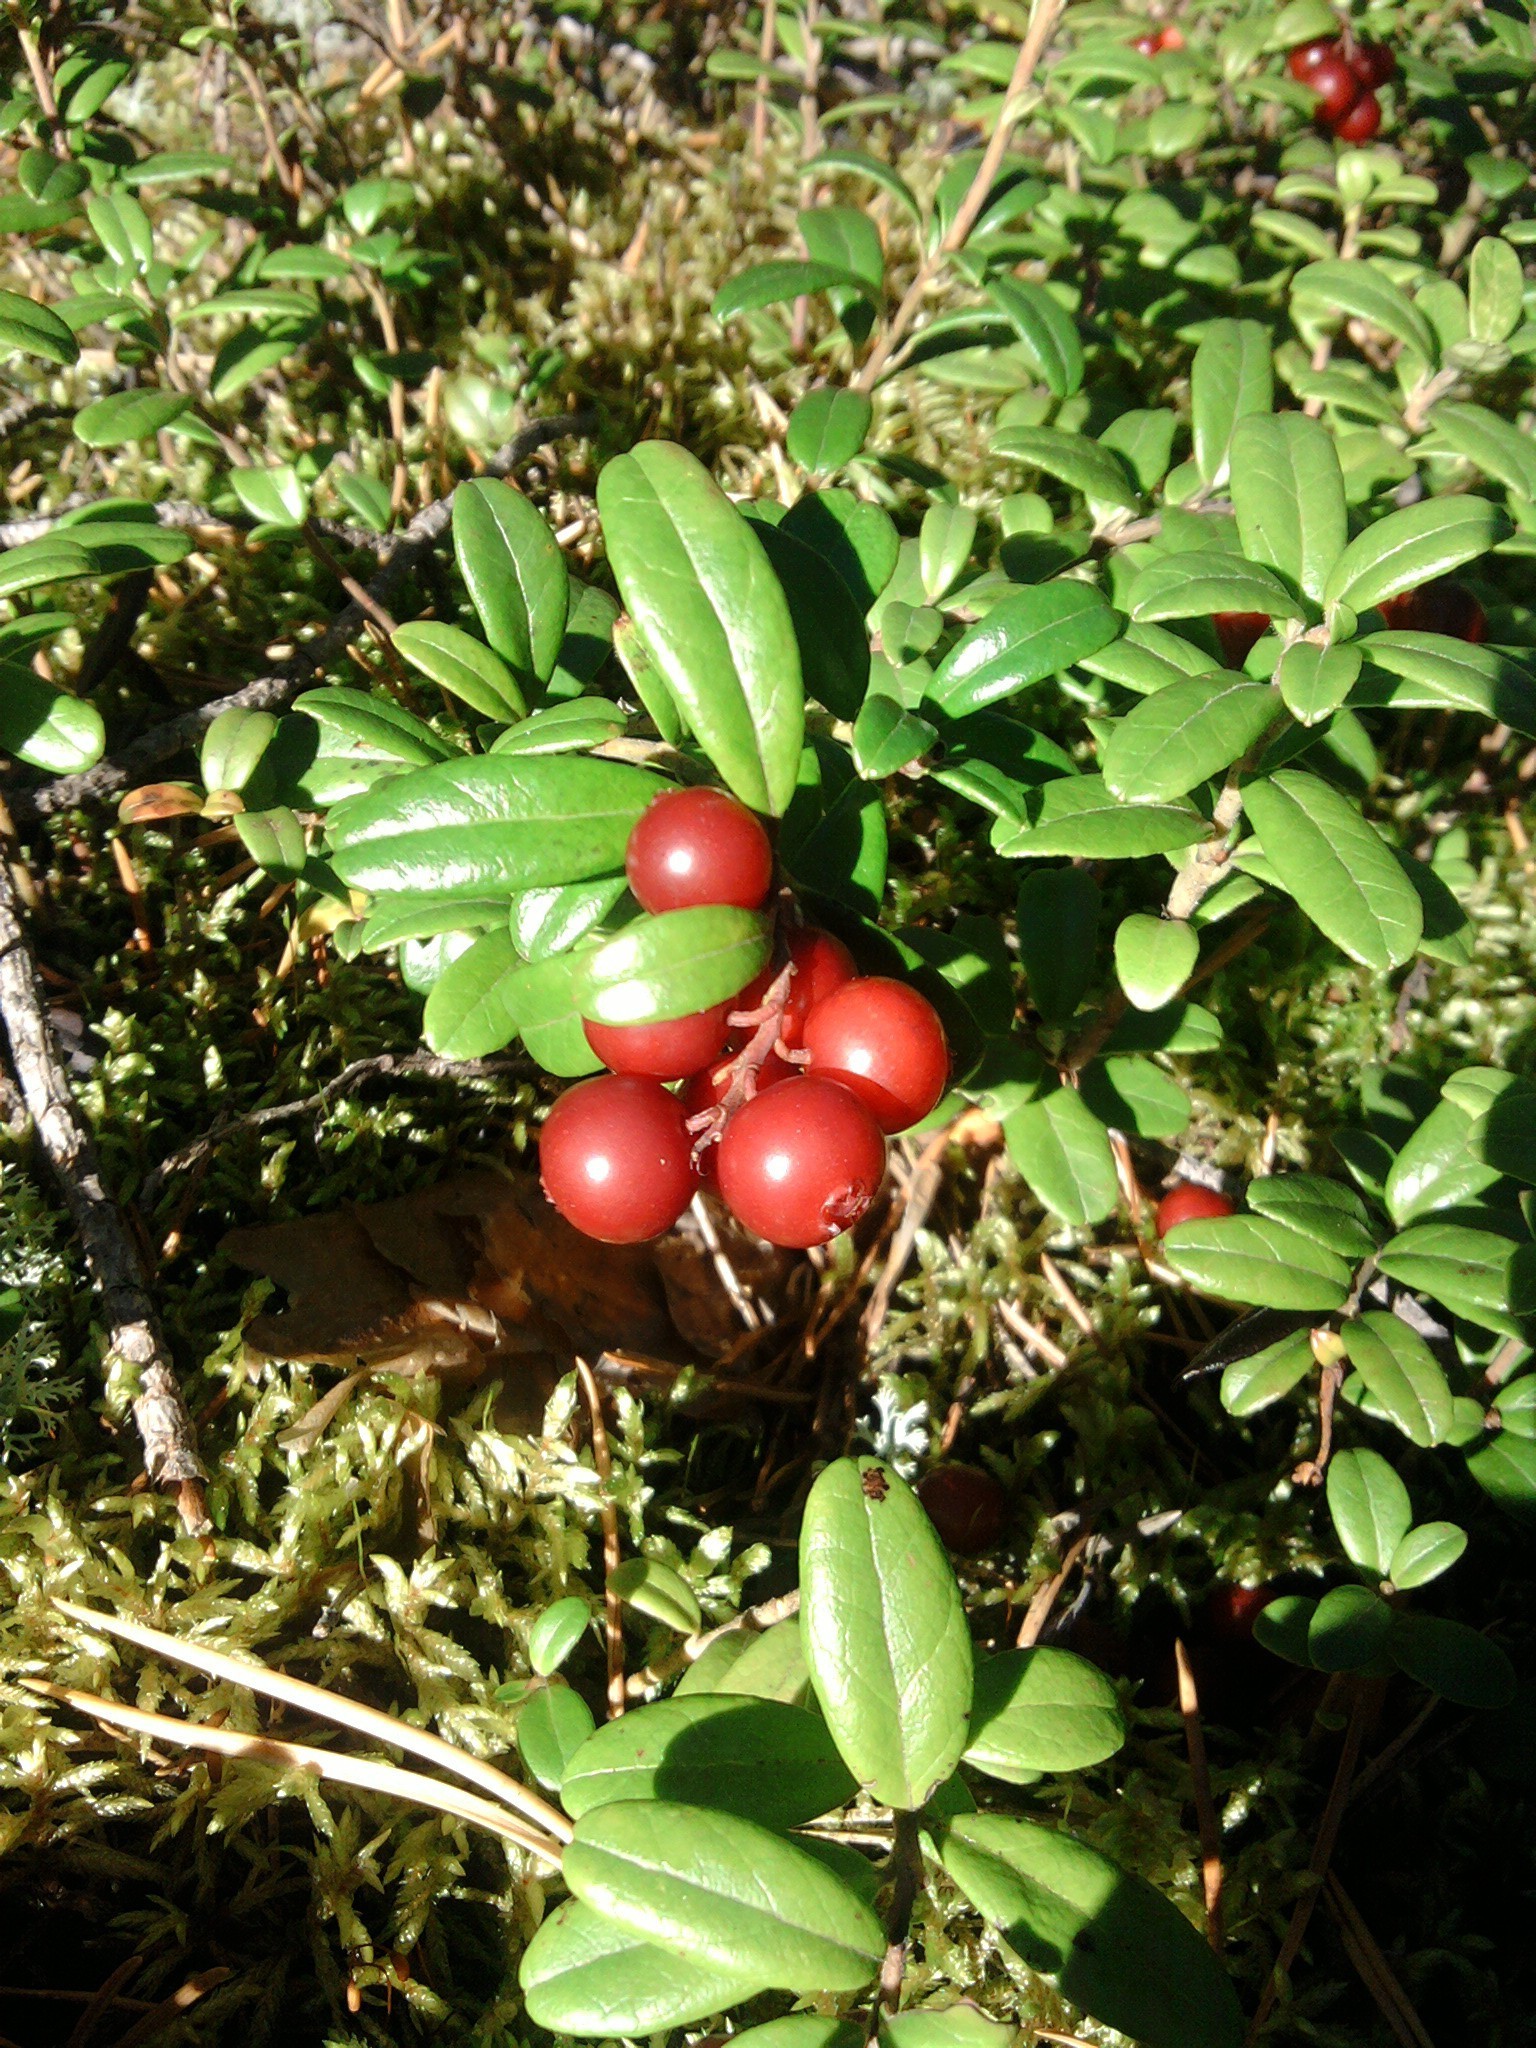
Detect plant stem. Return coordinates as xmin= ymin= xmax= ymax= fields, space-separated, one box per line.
xmin=869 ymin=1810 xmax=924 ymax=2032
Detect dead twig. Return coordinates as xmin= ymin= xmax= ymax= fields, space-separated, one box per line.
xmin=575 ymin=1357 xmax=626 ymax=1720
xmin=1323 ymin=1877 xmax=1437 ymax=2048
xmin=1174 ymin=1637 xmax=1225 ymax=1950
xmin=1016 ymin=1529 xmax=1092 ymax=1647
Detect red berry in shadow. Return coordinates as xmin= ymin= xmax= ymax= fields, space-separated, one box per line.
xmin=918 ymin=1464 xmax=1010 ymax=1554
xmin=1156 ymin=1182 xmax=1236 ymax=1235
xmin=584 ymin=1002 xmax=733 ymax=1081
xmin=1310 ymin=52 xmax=1363 ymax=123
xmin=1350 ymin=41 xmax=1396 ymax=86
xmin=1203 ymin=1583 xmax=1278 ymax=1644
xmin=540 ymin=1075 xmax=697 ymax=1243
xmin=717 ymin=1078 xmax=886 ymax=1248
xmin=732 ymin=926 xmax=858 ymax=1052
xmin=1332 ymin=90 xmax=1381 ymax=141
xmin=801 ymin=977 xmax=950 ymax=1134
xmin=1288 ymin=37 xmax=1339 ymax=81
xmin=625 ymin=787 xmax=774 ymax=915
xmin=1214 ymin=611 xmax=1270 ymax=668
xmin=1380 ymin=580 xmax=1487 ymax=642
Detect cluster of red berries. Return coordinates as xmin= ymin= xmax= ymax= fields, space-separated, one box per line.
xmin=539 ymin=787 xmax=950 ymax=1250
xmin=1288 ymin=34 xmax=1396 ymax=143
xmin=1130 ymin=22 xmax=1184 ymax=56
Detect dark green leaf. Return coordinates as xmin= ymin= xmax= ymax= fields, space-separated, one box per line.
xmin=1244 ymin=1175 xmax=1378 ymax=1259
xmin=421 ymin=929 xmax=522 ymax=1058
xmin=0 ymin=288 xmax=78 ymax=365
xmin=1307 ymin=1585 xmax=1393 ymax=1672
xmin=516 ymin=1680 xmax=595 ymax=1789
xmin=1387 ymin=1613 xmax=1517 ymax=1708
xmin=928 ymin=583 xmax=1119 ymax=717
xmin=986 ymin=277 xmax=1084 ymax=398
xmin=1128 ymin=552 xmax=1305 ymax=627
xmin=1377 ymin=1224 xmax=1536 ymax=1338
xmin=787 ymin=387 xmax=873 ymax=472
xmin=753 ymin=520 xmax=870 ymax=721
xmin=577 ymin=905 xmax=769 ymax=1025
xmin=74 ymin=389 xmax=192 ymax=446
xmin=0 ymin=662 xmax=104 ymax=773
xmin=561 ymin=1696 xmax=856 ymax=1825
xmin=1387 ymin=1522 xmax=1467 ymax=1590
xmin=452 ymin=479 xmax=568 ymax=689
xmin=1163 ymin=1214 xmax=1353 ymax=1310
xmin=392 ymin=621 xmax=526 ymax=721
xmin=1002 ymin=1087 xmax=1119 ymax=1226
xmin=713 ymin=260 xmax=872 ymax=321
xmin=1016 ymin=868 xmax=1099 ymax=1027
xmin=1220 ymin=1329 xmax=1316 ymax=1416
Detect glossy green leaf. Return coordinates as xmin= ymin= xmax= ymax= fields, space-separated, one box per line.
xmin=528 ymin=1596 xmax=590 ymax=1676
xmin=507 ymin=949 xmax=604 ymax=1077
xmin=713 ymin=259 xmax=872 ymax=320
xmin=392 ymin=620 xmax=526 ymax=721
xmin=564 ymin=1800 xmax=884 ymax=1992
xmin=599 ymin=443 xmax=803 ymax=815
xmin=0 ymin=663 xmax=104 ymax=773
xmin=519 ymin=1897 xmax=765 ymax=2036
xmin=787 ymin=387 xmax=873 ymax=472
xmin=358 ymin=896 xmax=505 ymax=951
xmin=993 ymin=426 xmax=1139 ymax=511
xmin=1386 ymin=1613 xmax=1516 ymax=1708
xmin=1253 ymin=1593 xmax=1318 ymax=1666
xmin=1292 ymin=259 xmax=1437 ymax=366
xmin=517 ymin=1680 xmax=595 ymax=1789
xmin=561 ymin=1695 xmax=856 ymax=1825
xmin=919 ymin=504 xmax=977 ymax=603
xmin=421 ymin=928 xmax=522 ymax=1058
xmin=1377 ymin=1224 xmax=1536 ymax=1338
xmin=1468 ymin=235 xmax=1524 ymax=345
xmin=1113 ymin=913 xmax=1197 ymax=1011
xmin=963 ymin=1648 xmax=1125 ymax=1781
xmin=492 ymin=702 xmax=626 ymax=760
xmin=853 ymin=694 xmax=936 ymax=778
xmin=1327 ymin=1447 xmax=1412 ymax=1575
xmin=781 ymin=738 xmax=887 ymax=917
xmin=577 ymin=906 xmax=769 ymax=1026
xmin=940 ymin=1815 xmax=1244 ymax=2048
xmin=1388 ymin=1521 xmax=1468 ymax=1591
xmin=229 ymin=463 xmax=309 ymax=530
xmin=1016 ymin=867 xmax=1099 ymax=1027
xmin=753 ymin=519 xmax=870 ymax=721
xmin=0 ymin=288 xmax=78 ymax=365
xmin=1191 ymin=319 xmax=1274 ymax=489
xmin=200 ymin=706 xmax=277 ymax=795
xmin=1353 ymin=633 xmax=1536 ymax=737
xmin=234 ymin=807 xmax=308 ymax=879
xmin=1081 ymin=622 xmax=1222 ymax=696
xmin=74 ymin=389 xmax=193 ymax=447
xmin=608 ymin=1555 xmax=702 ymax=1633
xmin=1386 ymin=1091 xmax=1507 ymax=1226
xmin=0 ymin=539 xmax=92 ymax=602
xmin=1423 ymin=400 xmax=1536 ymax=502
xmin=1163 ymin=1214 xmax=1353 ymax=1310
xmin=809 ymin=146 xmax=920 ymax=220
xmin=1220 ymin=1329 xmax=1316 ymax=1416
xmin=800 ymin=1456 xmax=972 ymax=1811
xmin=1276 ymin=640 xmax=1361 ymax=727
xmin=1128 ymin=552 xmax=1305 ymax=627
xmin=928 ymin=582 xmax=1118 ymax=717
xmin=1324 ymin=497 xmax=1511 ymax=613
xmin=1078 ymin=1056 xmax=1190 ymax=1141
xmin=994 ymin=777 xmax=1205 ymax=860
xmin=986 ymin=277 xmax=1084 ymax=398
xmin=452 ymin=478 xmax=568 ymax=689
xmin=1307 ymin=1585 xmax=1393 ymax=1671
xmin=1229 ymin=413 xmax=1346 ymax=602
xmin=297 ymin=687 xmax=451 ymax=767
xmin=782 ymin=489 xmax=900 ymax=614
xmin=1002 ymin=1087 xmax=1119 ymax=1226
xmin=711 ymin=1618 xmax=813 ymax=1706
xmin=86 ymin=191 xmax=153 ymax=271
xmin=1104 ymin=674 xmax=1277 ymax=803
xmin=1241 ymin=771 xmax=1422 ymax=972
xmin=882 ymin=2009 xmax=1017 ymax=2048
xmin=1244 ymin=1175 xmax=1378 ymax=1258
xmin=1342 ymin=1313 xmax=1453 ymax=1447
xmin=511 ymin=875 xmax=627 ymax=961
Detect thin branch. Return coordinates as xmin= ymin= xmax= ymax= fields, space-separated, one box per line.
xmin=0 ymin=860 xmax=207 ymax=1531
xmin=869 ymin=1811 xmax=924 ymax=2034
xmin=575 ymin=1357 xmax=626 ymax=1720
xmin=1174 ymin=1637 xmax=1225 ymax=1950
xmin=52 ymin=1600 xmax=573 ymax=1843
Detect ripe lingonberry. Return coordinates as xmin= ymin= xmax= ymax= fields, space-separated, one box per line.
xmin=716 ymin=1078 xmax=886 ymax=1248
xmin=801 ymin=977 xmax=950 ymax=1134
xmin=733 ymin=926 xmax=858 ymax=1051
xmin=584 ymin=1001 xmax=732 ymax=1080
xmin=1214 ymin=611 xmax=1269 ymax=669
xmin=918 ymin=1463 xmax=1010 ymax=1555
xmin=1309 ymin=51 xmax=1363 ymax=123
xmin=1350 ymin=40 xmax=1396 ymax=86
xmin=1287 ymin=36 xmax=1338 ymax=81
xmin=1380 ymin=580 xmax=1487 ymax=643
xmin=1156 ymin=1181 xmax=1237 ymax=1235
xmin=540 ymin=1074 xmax=697 ymax=1242
xmin=681 ymin=1050 xmax=793 ymax=1185
xmin=1332 ymin=90 xmax=1381 ymax=140
xmin=625 ymin=787 xmax=773 ymax=915
xmin=1203 ymin=1582 xmax=1277 ymax=1644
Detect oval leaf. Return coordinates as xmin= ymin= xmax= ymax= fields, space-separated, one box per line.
xmin=520 ymin=1897 xmax=765 ymax=2037
xmin=928 ymin=582 xmax=1119 ymax=717
xmin=1241 ymin=770 xmax=1423 ymax=972
xmin=1163 ymin=1214 xmax=1353 ymax=1310
xmin=452 ymin=478 xmax=569 ymax=689
xmin=963 ymin=1647 xmax=1125 ymax=1780
xmin=1323 ymin=497 xmax=1511 ymax=614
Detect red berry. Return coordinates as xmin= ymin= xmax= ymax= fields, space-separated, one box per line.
xmin=1350 ymin=40 xmax=1396 ymax=86
xmin=918 ymin=1464 xmax=1010 ymax=1555
xmin=681 ymin=1051 xmax=793 ymax=1185
xmin=733 ymin=927 xmax=858 ymax=1052
xmin=1332 ymin=89 xmax=1381 ymax=140
xmin=801 ymin=978 xmax=949 ymax=1135
xmin=540 ymin=1075 xmax=697 ymax=1243
xmin=1156 ymin=1182 xmax=1237 ymax=1235
xmin=1287 ymin=36 xmax=1339 ymax=81
xmin=1157 ymin=25 xmax=1185 ymax=50
xmin=625 ymin=787 xmax=773 ymax=916
xmin=1309 ymin=52 xmax=1363 ymax=122
xmin=1203 ymin=1583 xmax=1276 ymax=1643
xmin=584 ymin=1002 xmax=732 ymax=1081
xmin=1380 ymin=581 xmax=1486 ymax=642
xmin=1214 ymin=611 xmax=1270 ymax=668
xmin=1131 ymin=31 xmax=1160 ymax=55
xmin=716 ymin=1078 xmax=887 ymax=1248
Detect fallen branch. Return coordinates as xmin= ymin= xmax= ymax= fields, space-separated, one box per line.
xmin=15 ymin=411 xmax=595 ymax=825
xmin=1174 ymin=1636 xmax=1225 ymax=1950
xmin=0 ymin=855 xmax=207 ymax=1532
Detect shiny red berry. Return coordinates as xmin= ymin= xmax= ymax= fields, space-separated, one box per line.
xmin=681 ymin=1051 xmax=793 ymax=1185
xmin=1203 ymin=1583 xmax=1276 ymax=1643
xmin=1214 ymin=611 xmax=1270 ymax=668
xmin=918 ymin=1464 xmax=1010 ymax=1555
xmin=1350 ymin=40 xmax=1396 ymax=86
xmin=716 ymin=1078 xmax=887 ymax=1248
xmin=625 ymin=787 xmax=773 ymax=915
xmin=1156 ymin=1182 xmax=1237 ymax=1235
xmin=1157 ymin=24 xmax=1185 ymax=49
xmin=733 ymin=926 xmax=858 ymax=1052
xmin=802 ymin=977 xmax=950 ymax=1134
xmin=1310 ymin=52 xmax=1363 ymax=122
xmin=1332 ymin=89 xmax=1381 ymax=140
xmin=540 ymin=1075 xmax=697 ymax=1243
xmin=1287 ymin=36 xmax=1339 ymax=81
xmin=584 ymin=1002 xmax=732 ymax=1081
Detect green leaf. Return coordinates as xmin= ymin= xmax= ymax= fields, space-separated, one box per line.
xmin=711 ymin=1617 xmax=813 ymax=1706
xmin=1220 ymin=1329 xmax=1316 ymax=1416
xmin=1113 ymin=914 xmax=1198 ymax=1011
xmin=994 ymin=777 xmax=1205 ymax=860
xmin=940 ymin=1815 xmax=1244 ymax=2048
xmin=963 ymin=1648 xmax=1125 ymax=1781
xmin=516 ymin=1680 xmax=595 ymax=1789
xmin=0 ymin=288 xmax=78 ymax=365
xmin=1307 ymin=1585 xmax=1393 ymax=1672
xmin=1191 ymin=320 xmax=1274 ymax=489
xmin=421 ymin=928 xmax=522 ymax=1058
xmin=1253 ymin=1594 xmax=1319 ymax=1666
xmin=493 ymin=700 xmax=626 ymax=760
xmin=392 ymin=620 xmax=526 ymax=721
xmin=1276 ymin=641 xmax=1361 ymax=727
xmin=753 ymin=520 xmax=870 ymax=721
xmin=1103 ymin=674 xmax=1277 ymax=803
xmin=86 ymin=191 xmax=153 ymax=272
xmin=1241 ymin=771 xmax=1423 ymax=972
xmin=1327 ymin=1447 xmax=1412 ymax=1575
xmin=1388 ymin=1521 xmax=1468 ymax=1591
xmin=927 ymin=583 xmax=1119 ymax=717
xmin=1353 ymin=633 xmax=1536 ymax=737
xmin=561 ymin=1696 xmax=857 ymax=1826
xmin=1017 ymin=868 xmax=1099 ymax=1027
xmin=1385 ymin=1091 xmax=1508 ymax=1226
xmin=200 ymin=706 xmax=277 ymax=795
xmin=1128 ymin=552 xmax=1306 ymax=627
xmin=713 ymin=259 xmax=872 ymax=320
xmin=608 ymin=1555 xmax=702 ymax=1633
xmin=1342 ymin=1313 xmax=1453 ymax=1448
xmin=176 ymin=287 xmax=321 ymax=324
xmin=1002 ymin=1087 xmax=1119 ymax=1227
xmin=800 ymin=1456 xmax=973 ymax=1811
xmin=297 ymin=686 xmax=451 ymax=767
xmin=1292 ymin=259 xmax=1438 ymax=367
xmin=234 ymin=807 xmax=308 ymax=879
xmin=452 ymin=479 xmax=569 ymax=690
xmin=527 ymin=1596 xmax=590 ymax=1676
xmin=74 ymin=389 xmax=193 ymax=447
xmin=1245 ymin=1175 xmax=1378 ymax=1259
xmin=1163 ymin=1214 xmax=1353 ymax=1310
xmin=1422 ymin=400 xmax=1536 ymax=503
xmin=782 ymin=489 xmax=900 ymax=614
xmin=598 ymin=443 xmax=803 ymax=816
xmin=853 ymin=694 xmax=936 ymax=778
xmin=341 ymin=177 xmax=416 ymax=234
xmin=359 ymin=896 xmax=504 ymax=951
xmin=882 ymin=2010 xmax=1017 ymax=2048
xmin=781 ymin=739 xmax=887 ymax=917
xmin=520 ymin=1897 xmax=766 ymax=2037
xmin=1323 ymin=497 xmax=1511 ymax=613
xmin=992 ymin=426 xmax=1139 ymax=511
xmin=1228 ymin=413 xmax=1346 ymax=604
xmin=1081 ymin=623 xmax=1222 ymax=696
xmin=1078 ymin=1056 xmax=1190 ymax=1141
xmin=228 ymin=463 xmax=309 ymax=530
xmin=0 ymin=539 xmax=93 ymax=602
xmin=210 ymin=320 xmax=319 ymax=403
xmin=328 ymin=755 xmax=658 ymax=897
xmin=0 ymin=663 xmax=104 ymax=773
xmin=577 ymin=906 xmax=769 ymax=1026
xmin=1468 ymin=235 xmax=1524 ymax=345
xmin=563 ymin=1801 xmax=884 ymax=1993
xmin=1387 ymin=1613 xmax=1516 ymax=1709
xmin=919 ymin=504 xmax=977 ymax=603
xmin=787 ymin=387 xmax=873 ymax=471
xmin=809 ymin=147 xmax=921 ymax=221
xmin=986 ymin=277 xmax=1084 ymax=398
xmin=1377 ymin=1224 xmax=1536 ymax=1338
